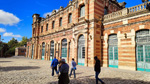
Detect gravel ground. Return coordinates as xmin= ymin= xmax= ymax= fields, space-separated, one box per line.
xmin=0 ymin=56 xmax=150 ymax=84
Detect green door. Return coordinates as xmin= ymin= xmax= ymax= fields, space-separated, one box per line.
xmin=109 ymin=46 xmax=118 ymax=68
xmin=42 ymin=43 xmax=45 ymax=60
xmin=137 ymin=45 xmax=150 ymax=72
xmin=50 ymin=41 xmax=54 ymax=61
xmin=108 ymin=34 xmax=118 ymax=68
xmin=31 ymin=45 xmax=34 ymax=59
xmin=78 ymin=35 xmax=85 ymax=66
xmin=136 ymin=29 xmax=150 ymax=72
xmin=78 ymin=46 xmax=85 ymax=66
xmin=61 ymin=39 xmax=67 ymax=62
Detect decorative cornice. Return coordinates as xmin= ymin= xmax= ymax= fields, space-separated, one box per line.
xmin=104 ymin=19 xmax=150 ymax=30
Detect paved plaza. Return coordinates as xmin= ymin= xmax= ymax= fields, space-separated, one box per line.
xmin=0 ymin=56 xmax=150 ymax=84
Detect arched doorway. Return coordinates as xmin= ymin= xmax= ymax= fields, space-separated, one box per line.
xmin=42 ymin=42 xmax=45 ymax=60
xmin=108 ymin=34 xmax=118 ymax=68
xmin=50 ymin=41 xmax=54 ymax=61
xmin=31 ymin=45 xmax=34 ymax=59
xmin=61 ymin=39 xmax=67 ymax=62
xmin=136 ymin=29 xmax=150 ymax=72
xmin=78 ymin=35 xmax=85 ymax=66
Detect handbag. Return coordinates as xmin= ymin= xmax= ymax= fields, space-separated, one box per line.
xmin=73 ymin=67 xmax=76 ymax=70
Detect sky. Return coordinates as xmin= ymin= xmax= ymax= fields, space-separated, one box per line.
xmin=0 ymin=0 xmax=143 ymax=43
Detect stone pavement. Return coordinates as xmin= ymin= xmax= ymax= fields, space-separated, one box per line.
xmin=0 ymin=56 xmax=150 ymax=84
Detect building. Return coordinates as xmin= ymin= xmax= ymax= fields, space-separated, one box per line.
xmin=15 ymin=47 xmax=26 ymax=56
xmin=27 ymin=0 xmax=150 ymax=72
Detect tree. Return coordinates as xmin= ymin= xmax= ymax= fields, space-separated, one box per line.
xmin=19 ymin=36 xmax=28 ymax=47
xmin=7 ymin=38 xmax=18 ymax=48
xmin=5 ymin=38 xmax=18 ymax=55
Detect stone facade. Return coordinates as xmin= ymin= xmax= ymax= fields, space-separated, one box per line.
xmin=27 ymin=0 xmax=150 ymax=71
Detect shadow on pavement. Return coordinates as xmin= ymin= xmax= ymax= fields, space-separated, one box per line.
xmin=0 ymin=61 xmax=12 ymax=63
xmin=0 ymin=66 xmax=40 ymax=72
xmin=47 ymin=77 xmax=150 ymax=84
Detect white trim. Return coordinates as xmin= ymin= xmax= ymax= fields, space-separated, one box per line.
xmin=104 ymin=12 xmax=150 ymax=25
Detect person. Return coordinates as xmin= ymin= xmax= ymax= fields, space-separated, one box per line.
xmin=50 ymin=56 xmax=58 ymax=76
xmin=94 ymin=56 xmax=105 ymax=84
xmin=58 ymin=59 xmax=70 ymax=84
xmin=69 ymin=58 xmax=76 ymax=78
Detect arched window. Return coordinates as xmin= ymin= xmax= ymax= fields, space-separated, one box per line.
xmin=46 ymin=24 xmax=48 ymax=31
xmin=61 ymin=39 xmax=67 ymax=62
xmin=42 ymin=42 xmax=45 ymax=60
xmin=136 ymin=29 xmax=150 ymax=72
xmin=31 ymin=45 xmax=34 ymax=59
xmin=33 ymin=28 xmax=35 ymax=34
xmin=68 ymin=13 xmax=72 ymax=23
xmin=78 ymin=35 xmax=85 ymax=66
xmin=50 ymin=40 xmax=54 ymax=61
xmin=108 ymin=34 xmax=118 ymax=68
xmin=52 ymin=21 xmax=55 ymax=29
xmin=41 ymin=26 xmax=43 ymax=33
xmin=59 ymin=18 xmax=62 ymax=27
xmin=80 ymin=5 xmax=85 ymax=17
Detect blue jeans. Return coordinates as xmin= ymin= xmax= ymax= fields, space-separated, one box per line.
xmin=95 ymin=72 xmax=104 ymax=84
xmin=69 ymin=68 xmax=76 ymax=78
xmin=52 ymin=66 xmax=58 ymax=76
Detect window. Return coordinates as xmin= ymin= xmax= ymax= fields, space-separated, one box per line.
xmin=68 ymin=13 xmax=72 ymax=23
xmin=33 ymin=28 xmax=35 ymax=34
xmin=104 ymin=7 xmax=108 ymax=15
xmin=21 ymin=50 xmax=24 ymax=53
xmin=52 ymin=21 xmax=55 ymax=29
xmin=41 ymin=26 xmax=43 ymax=33
xmin=80 ymin=5 xmax=85 ymax=17
xmin=59 ymin=18 xmax=62 ymax=27
xmin=46 ymin=24 xmax=48 ymax=31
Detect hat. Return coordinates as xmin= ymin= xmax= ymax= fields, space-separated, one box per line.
xmin=60 ymin=59 xmax=66 ymax=63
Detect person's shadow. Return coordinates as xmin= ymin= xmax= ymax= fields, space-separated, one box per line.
xmin=47 ymin=77 xmax=150 ymax=84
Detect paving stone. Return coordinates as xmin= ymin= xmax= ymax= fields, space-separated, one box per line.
xmin=0 ymin=56 xmax=150 ymax=84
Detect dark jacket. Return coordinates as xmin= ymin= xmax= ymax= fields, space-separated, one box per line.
xmin=94 ymin=59 xmax=101 ymax=72
xmin=58 ymin=63 xmax=70 ymax=84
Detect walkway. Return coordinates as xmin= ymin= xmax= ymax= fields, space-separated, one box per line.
xmin=0 ymin=56 xmax=150 ymax=84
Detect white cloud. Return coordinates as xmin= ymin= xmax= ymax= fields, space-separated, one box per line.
xmin=0 ymin=28 xmax=6 ymax=33
xmin=43 ymin=12 xmax=52 ymax=17
xmin=0 ymin=10 xmax=20 ymax=25
xmin=43 ymin=9 xmax=59 ymax=17
xmin=3 ymin=32 xmax=22 ymax=38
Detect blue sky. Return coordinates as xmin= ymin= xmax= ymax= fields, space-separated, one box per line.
xmin=0 ymin=0 xmax=143 ymax=43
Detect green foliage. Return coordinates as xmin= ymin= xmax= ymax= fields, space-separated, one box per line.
xmin=5 ymin=46 xmax=16 ymax=55
xmin=7 ymin=38 xmax=18 ymax=48
xmin=4 ymin=37 xmax=28 ymax=56
xmin=19 ymin=36 xmax=28 ymax=46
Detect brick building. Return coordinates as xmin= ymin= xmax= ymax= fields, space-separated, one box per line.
xmin=27 ymin=0 xmax=150 ymax=72
xmin=15 ymin=47 xmax=26 ymax=56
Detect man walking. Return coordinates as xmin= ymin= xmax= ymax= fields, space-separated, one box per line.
xmin=69 ymin=58 xmax=76 ymax=78
xmin=51 ymin=56 xmax=58 ymax=76
xmin=94 ymin=56 xmax=105 ymax=84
